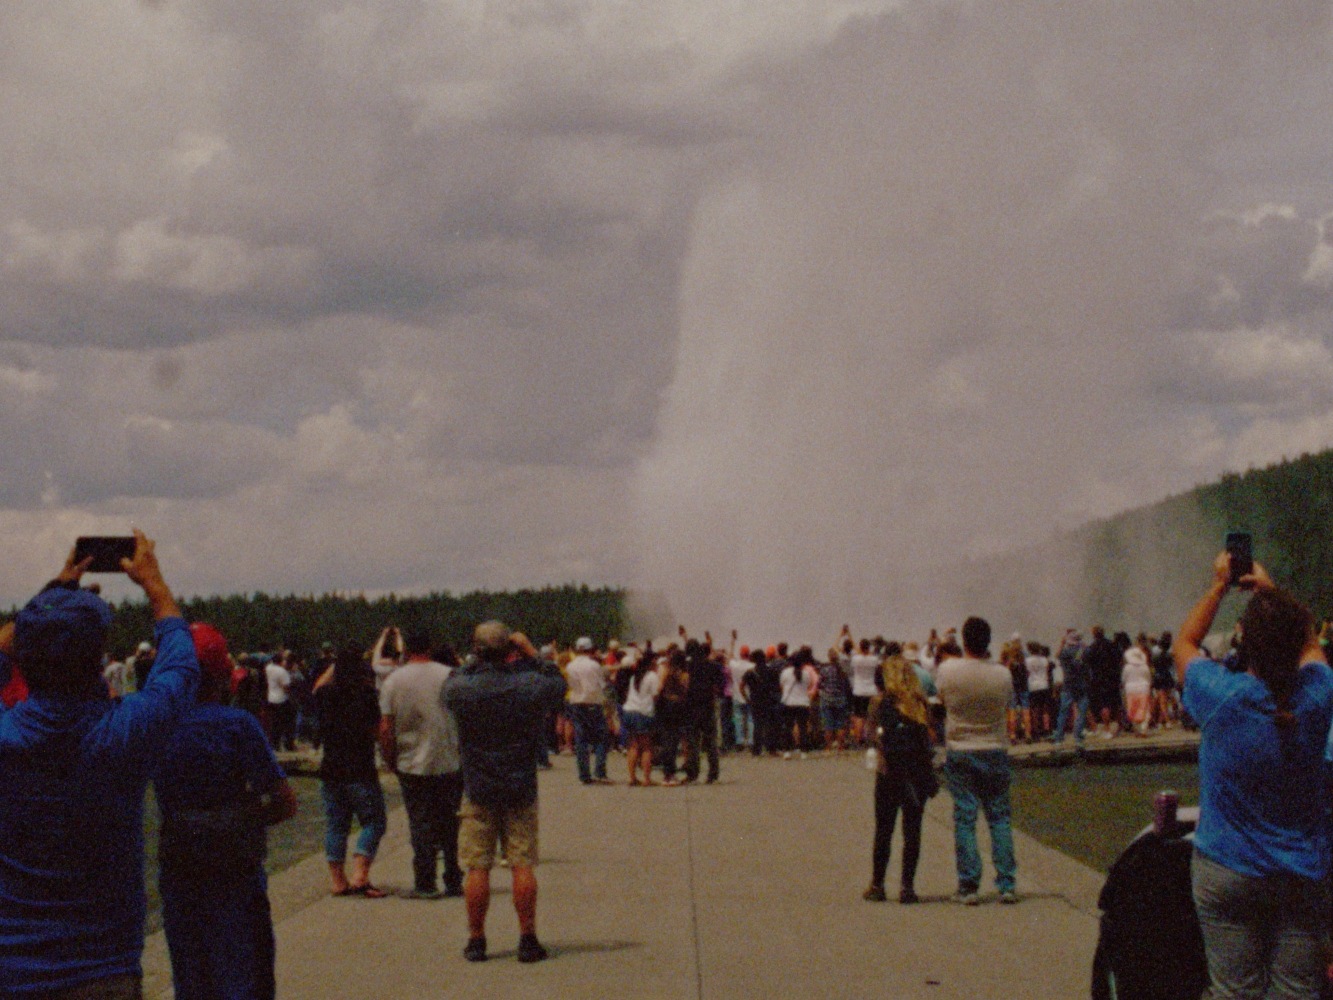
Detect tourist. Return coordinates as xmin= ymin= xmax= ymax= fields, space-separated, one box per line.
xmin=655 ymin=648 xmax=690 ymax=784
xmin=444 ymin=623 xmax=567 ymax=963
xmin=621 ymin=650 xmax=662 ymax=785
xmin=1121 ymin=645 xmax=1153 ymax=736
xmin=818 ymin=647 xmax=852 ymax=751
xmin=779 ymin=646 xmax=818 ymax=757
xmin=1175 ymin=553 xmax=1333 ymax=999
xmin=744 ymin=647 xmax=782 ymax=757
xmin=938 ymin=616 xmax=1018 ymax=905
xmin=315 ymin=645 xmax=387 ymax=897
xmin=681 ymin=639 xmax=723 ymax=783
xmin=370 ymin=625 xmax=403 ymax=688
xmin=1024 ymin=641 xmax=1053 ymax=739
xmin=378 ymin=629 xmax=464 ymax=898
xmin=154 ymin=622 xmax=297 ymax=1000
xmin=1151 ymin=631 xmax=1178 ymax=728
xmin=864 ymin=655 xmax=936 ymax=904
xmin=1086 ymin=626 xmax=1123 ymax=738
xmin=265 ymin=651 xmax=297 ymax=751
xmin=847 ymin=635 xmax=882 ymax=746
xmin=0 ymin=530 xmax=198 ymax=998
xmin=1050 ymin=630 xmax=1089 ymax=745
xmin=566 ymin=636 xmax=612 ymax=784
xmin=729 ymin=645 xmax=754 ymax=749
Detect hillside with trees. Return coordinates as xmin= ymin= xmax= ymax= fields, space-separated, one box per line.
xmin=950 ymin=449 xmax=1333 ymax=637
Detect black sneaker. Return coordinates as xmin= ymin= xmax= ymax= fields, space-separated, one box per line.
xmin=516 ymin=934 xmax=548 ymax=963
xmin=463 ymin=937 xmax=487 ymax=962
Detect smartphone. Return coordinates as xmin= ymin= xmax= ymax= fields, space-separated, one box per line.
xmin=74 ymin=536 xmax=136 ymax=573
xmin=1225 ymin=531 xmax=1253 ymax=585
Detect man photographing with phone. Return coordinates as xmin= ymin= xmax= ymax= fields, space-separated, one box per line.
xmin=0 ymin=529 xmax=199 ymax=999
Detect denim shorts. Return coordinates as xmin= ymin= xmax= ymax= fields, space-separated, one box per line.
xmin=620 ymin=710 xmax=656 ymax=737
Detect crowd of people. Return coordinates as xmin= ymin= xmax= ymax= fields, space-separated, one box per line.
xmin=4 ymin=533 xmax=1332 ymax=999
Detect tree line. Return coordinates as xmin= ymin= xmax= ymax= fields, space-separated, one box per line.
xmin=92 ymin=585 xmax=628 ymax=659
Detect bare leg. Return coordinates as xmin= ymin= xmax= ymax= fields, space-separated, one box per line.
xmin=465 ymin=868 xmax=491 ymax=939
xmin=512 ymin=865 xmax=538 ymax=935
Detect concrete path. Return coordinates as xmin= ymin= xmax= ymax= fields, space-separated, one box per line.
xmin=143 ymin=751 xmax=1107 ymax=999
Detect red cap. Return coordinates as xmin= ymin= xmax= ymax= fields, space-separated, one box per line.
xmin=190 ymin=622 xmax=232 ymax=690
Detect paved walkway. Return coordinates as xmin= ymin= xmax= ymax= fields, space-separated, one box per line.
xmin=142 ymin=751 xmax=1109 ymax=999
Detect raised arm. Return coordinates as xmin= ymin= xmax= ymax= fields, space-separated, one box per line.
xmin=1175 ymin=553 xmax=1275 ymax=684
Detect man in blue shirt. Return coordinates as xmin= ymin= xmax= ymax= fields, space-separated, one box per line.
xmin=0 ymin=530 xmax=198 ymax=999
xmin=444 ymin=622 xmax=566 ymax=964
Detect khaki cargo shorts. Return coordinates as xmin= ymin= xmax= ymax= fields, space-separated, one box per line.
xmin=457 ymin=796 xmax=539 ymax=870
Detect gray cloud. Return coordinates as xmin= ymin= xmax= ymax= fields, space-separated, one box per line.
xmin=2 ymin=0 xmax=1332 ymax=633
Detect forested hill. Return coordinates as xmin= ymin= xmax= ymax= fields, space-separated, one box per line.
xmin=98 ymin=584 xmax=627 ymax=659
xmin=950 ymin=449 xmax=1333 ymax=637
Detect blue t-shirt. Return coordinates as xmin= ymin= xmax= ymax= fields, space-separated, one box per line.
xmin=0 ymin=617 xmax=198 ymax=995
xmin=1183 ymin=655 xmax=1333 ymax=879
xmin=153 ymin=704 xmax=285 ymax=814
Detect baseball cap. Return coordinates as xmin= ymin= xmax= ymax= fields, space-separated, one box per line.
xmin=15 ymin=587 xmax=113 ymax=672
xmin=575 ymin=637 xmax=594 ymax=652
xmin=190 ymin=623 xmax=232 ymax=690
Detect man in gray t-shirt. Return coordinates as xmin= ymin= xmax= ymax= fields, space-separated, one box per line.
xmin=379 ymin=629 xmax=462 ymax=898
xmin=937 ymin=616 xmax=1018 ymax=905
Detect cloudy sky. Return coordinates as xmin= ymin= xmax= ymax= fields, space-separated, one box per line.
xmin=3 ymin=1 xmax=1333 ymax=637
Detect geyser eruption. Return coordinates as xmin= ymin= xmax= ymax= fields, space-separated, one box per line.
xmin=634 ymin=1 xmax=1333 ymax=641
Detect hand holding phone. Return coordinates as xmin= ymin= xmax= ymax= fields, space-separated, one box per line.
xmin=74 ymin=536 xmax=137 ymax=574
xmin=1226 ymin=532 xmax=1253 ymax=587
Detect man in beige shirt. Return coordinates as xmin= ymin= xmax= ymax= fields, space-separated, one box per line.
xmin=936 ymin=616 xmax=1018 ymax=905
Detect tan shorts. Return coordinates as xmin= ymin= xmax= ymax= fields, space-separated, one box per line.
xmin=457 ymin=796 xmax=539 ymax=871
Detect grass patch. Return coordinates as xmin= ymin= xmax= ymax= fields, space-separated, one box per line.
xmin=1010 ymin=760 xmax=1199 ymax=873
xmin=144 ymin=775 xmax=399 ymax=933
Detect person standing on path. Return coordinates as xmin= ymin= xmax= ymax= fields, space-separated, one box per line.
xmin=937 ymin=616 xmax=1018 ymax=905
xmin=378 ymin=629 xmax=464 ymax=898
xmin=565 ymin=637 xmax=612 ymax=784
xmin=315 ymin=646 xmax=388 ymax=898
xmin=0 ymin=530 xmax=199 ymax=999
xmin=1175 ymin=553 xmax=1333 ymax=999
xmin=444 ymin=622 xmax=567 ymax=963
xmin=154 ymin=622 xmax=298 ymax=1000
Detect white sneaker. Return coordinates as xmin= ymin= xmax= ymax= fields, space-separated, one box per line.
xmin=954 ymin=891 xmax=981 ymax=906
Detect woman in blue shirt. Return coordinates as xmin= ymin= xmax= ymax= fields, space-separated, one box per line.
xmin=1174 ymin=552 xmax=1333 ymax=999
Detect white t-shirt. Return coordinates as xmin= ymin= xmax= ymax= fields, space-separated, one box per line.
xmin=379 ymin=660 xmax=459 ymax=775
xmin=850 ymin=654 xmax=881 ymax=698
xmin=780 ymin=665 xmax=814 ymax=707
xmin=1025 ymin=655 xmax=1051 ymax=693
xmin=1122 ymin=659 xmax=1152 ymax=696
xmin=565 ymin=654 xmax=606 ymax=704
xmin=265 ymin=662 xmax=291 ymax=705
xmin=728 ymin=658 xmax=752 ymax=704
xmin=622 ymin=670 xmax=661 ymax=715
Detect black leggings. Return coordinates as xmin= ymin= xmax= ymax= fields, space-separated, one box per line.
xmin=871 ymin=768 xmax=924 ymax=889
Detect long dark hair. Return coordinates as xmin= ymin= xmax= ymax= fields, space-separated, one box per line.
xmin=333 ymin=644 xmax=373 ymax=688
xmin=1237 ymin=588 xmax=1314 ymax=734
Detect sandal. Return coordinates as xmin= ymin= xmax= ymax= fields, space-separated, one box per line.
xmin=347 ymin=883 xmax=387 ymax=898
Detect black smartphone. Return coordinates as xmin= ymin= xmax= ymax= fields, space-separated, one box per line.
xmin=74 ymin=536 xmax=136 ymax=573
xmin=1225 ymin=531 xmax=1253 ymax=585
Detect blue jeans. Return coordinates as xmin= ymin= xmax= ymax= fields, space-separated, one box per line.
xmin=944 ymin=750 xmax=1016 ymax=894
xmin=1051 ymin=688 xmax=1089 ymax=744
xmin=732 ymin=702 xmax=753 ymax=748
xmin=321 ymin=780 xmax=387 ymax=862
xmin=569 ymin=703 xmax=609 ymax=782
xmin=1192 ymin=850 xmax=1329 ymax=999
xmin=161 ymin=866 xmax=274 ymax=1000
